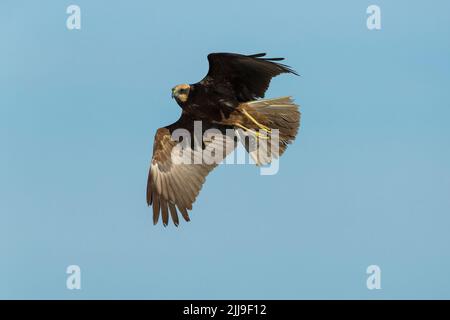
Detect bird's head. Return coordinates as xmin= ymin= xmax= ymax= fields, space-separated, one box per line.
xmin=171 ymin=84 xmax=190 ymax=103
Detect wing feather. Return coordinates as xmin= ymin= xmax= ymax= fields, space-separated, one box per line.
xmin=152 ymin=192 xmax=160 ymax=225
xmin=169 ymin=202 xmax=179 ymax=226
xmin=146 ymin=115 xmax=236 ymax=226
xmin=160 ymin=199 xmax=169 ymax=226
xmin=200 ymin=52 xmax=298 ymax=101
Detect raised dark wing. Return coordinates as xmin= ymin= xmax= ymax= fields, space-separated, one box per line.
xmin=146 ymin=115 xmax=236 ymax=226
xmin=201 ymin=52 xmax=298 ymax=102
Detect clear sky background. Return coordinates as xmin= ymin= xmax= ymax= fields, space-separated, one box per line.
xmin=1 ymin=0 xmax=450 ymax=299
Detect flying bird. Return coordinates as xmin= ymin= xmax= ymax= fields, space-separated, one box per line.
xmin=147 ymin=53 xmax=301 ymax=226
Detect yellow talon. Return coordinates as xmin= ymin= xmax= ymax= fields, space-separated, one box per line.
xmin=242 ymin=109 xmax=272 ymax=133
xmin=234 ymin=123 xmax=270 ymax=140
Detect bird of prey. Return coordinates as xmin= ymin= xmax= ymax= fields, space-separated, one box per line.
xmin=146 ymin=52 xmax=301 ymax=226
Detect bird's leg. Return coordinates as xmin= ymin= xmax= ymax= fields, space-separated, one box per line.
xmin=241 ymin=109 xmax=272 ymax=133
xmin=233 ymin=123 xmax=270 ymax=140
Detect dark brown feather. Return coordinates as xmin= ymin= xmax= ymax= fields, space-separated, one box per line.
xmin=152 ymin=192 xmax=160 ymax=225
xmin=200 ymin=52 xmax=298 ymax=102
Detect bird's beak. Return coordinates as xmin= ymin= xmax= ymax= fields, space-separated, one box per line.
xmin=171 ymin=90 xmax=176 ymax=99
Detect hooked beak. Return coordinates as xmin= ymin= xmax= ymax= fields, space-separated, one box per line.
xmin=171 ymin=89 xmax=176 ymax=99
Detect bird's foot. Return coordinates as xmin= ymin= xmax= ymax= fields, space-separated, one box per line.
xmin=241 ymin=109 xmax=272 ymax=133
xmin=234 ymin=123 xmax=270 ymax=140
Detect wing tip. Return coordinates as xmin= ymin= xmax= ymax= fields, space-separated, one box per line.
xmin=276 ymin=62 xmax=300 ymax=76
xmin=248 ymin=52 xmax=267 ymax=58
xmin=250 ymin=53 xmax=299 ymax=76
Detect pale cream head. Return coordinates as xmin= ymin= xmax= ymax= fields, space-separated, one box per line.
xmin=171 ymin=84 xmax=190 ymax=103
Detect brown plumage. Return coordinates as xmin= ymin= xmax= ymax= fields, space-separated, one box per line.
xmin=147 ymin=53 xmax=301 ymax=226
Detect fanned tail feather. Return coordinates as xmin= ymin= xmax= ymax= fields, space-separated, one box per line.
xmin=235 ymin=96 xmax=300 ymax=165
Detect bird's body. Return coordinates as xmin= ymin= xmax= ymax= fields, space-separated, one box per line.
xmin=148 ymin=52 xmax=301 ymax=226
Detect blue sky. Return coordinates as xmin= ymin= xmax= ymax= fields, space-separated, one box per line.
xmin=1 ymin=0 xmax=450 ymax=299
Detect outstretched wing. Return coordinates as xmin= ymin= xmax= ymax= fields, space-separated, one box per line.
xmin=146 ymin=115 xmax=236 ymax=226
xmin=200 ymin=52 xmax=298 ymax=102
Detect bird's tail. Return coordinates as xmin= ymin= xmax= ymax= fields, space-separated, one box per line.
xmin=233 ymin=96 xmax=300 ymax=165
